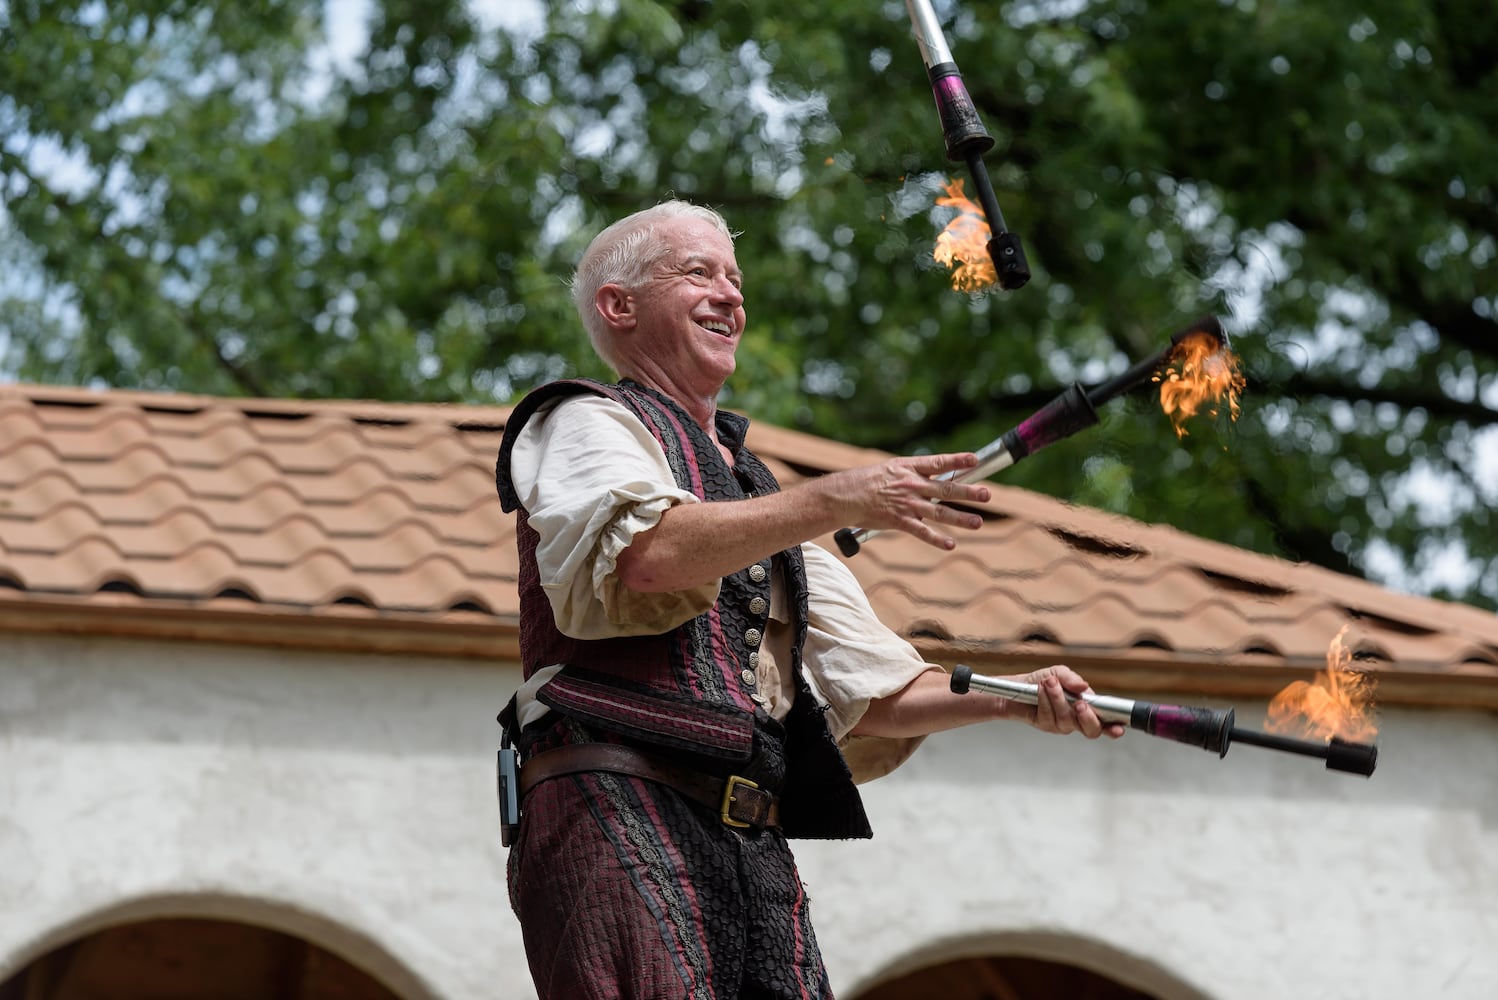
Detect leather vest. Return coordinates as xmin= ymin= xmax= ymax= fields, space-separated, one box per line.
xmin=495 ymin=379 xmax=871 ymax=839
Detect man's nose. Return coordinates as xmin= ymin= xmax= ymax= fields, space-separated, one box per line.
xmin=714 ymin=275 xmax=743 ymax=306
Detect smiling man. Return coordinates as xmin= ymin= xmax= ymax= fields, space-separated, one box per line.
xmin=493 ymin=199 xmax=1122 ymax=1000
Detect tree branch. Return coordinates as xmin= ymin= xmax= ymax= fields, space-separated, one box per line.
xmin=1241 ymin=474 xmax=1361 ymax=578
xmin=1282 ymin=205 xmax=1498 ymax=363
xmin=1269 ymin=372 xmax=1498 ymax=426
xmin=183 ymin=308 xmax=271 ymax=398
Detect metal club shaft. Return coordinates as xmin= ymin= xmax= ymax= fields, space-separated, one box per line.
xmin=833 ymin=316 xmax=1228 ymax=557
xmin=949 ymin=666 xmax=1376 ymax=776
xmin=1228 ymin=726 xmax=1378 ymax=776
xmin=950 ymin=666 xmax=1233 ymax=755
xmin=834 ymin=382 xmax=1098 ymax=556
xmin=905 ymin=0 xmax=1029 ymax=289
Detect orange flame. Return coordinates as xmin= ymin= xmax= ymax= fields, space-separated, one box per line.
xmin=1265 ymin=627 xmax=1379 ymax=742
xmin=1157 ymin=330 xmax=1246 ymax=438
xmin=932 ymin=178 xmax=997 ymax=292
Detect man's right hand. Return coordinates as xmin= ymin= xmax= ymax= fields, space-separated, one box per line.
xmin=816 ymin=451 xmax=991 ymax=552
xmin=616 ymin=451 xmax=992 ymax=593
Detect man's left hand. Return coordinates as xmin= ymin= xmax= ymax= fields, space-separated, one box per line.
xmin=1024 ymin=665 xmax=1127 ymax=739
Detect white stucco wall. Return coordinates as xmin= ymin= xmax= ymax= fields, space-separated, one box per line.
xmin=0 ymin=633 xmax=522 ymax=1000
xmin=803 ymin=701 xmax=1498 ymax=999
xmin=2 ymin=633 xmax=1495 ymax=999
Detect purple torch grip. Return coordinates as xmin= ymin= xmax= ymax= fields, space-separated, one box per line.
xmin=1007 ymin=383 xmax=1101 ymax=460
xmin=1132 ymin=702 xmax=1235 ymax=757
xmin=930 ymin=68 xmax=994 ymax=161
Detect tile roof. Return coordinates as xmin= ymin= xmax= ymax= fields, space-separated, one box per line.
xmin=2 ymin=382 xmax=1495 ymax=708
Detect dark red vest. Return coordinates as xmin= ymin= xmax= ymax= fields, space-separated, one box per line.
xmin=495 ymin=379 xmax=871 ymax=839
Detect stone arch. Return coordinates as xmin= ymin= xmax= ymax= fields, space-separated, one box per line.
xmin=845 ymin=930 xmax=1216 ymax=1000
xmin=0 ymin=891 xmax=437 ymax=1000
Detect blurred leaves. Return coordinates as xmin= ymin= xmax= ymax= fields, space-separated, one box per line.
xmin=0 ymin=0 xmax=1494 ymax=608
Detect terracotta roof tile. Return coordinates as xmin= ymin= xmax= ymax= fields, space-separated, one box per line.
xmin=1 ymin=382 xmax=1495 ymax=707
xmin=193 ymin=482 xmax=305 ymax=531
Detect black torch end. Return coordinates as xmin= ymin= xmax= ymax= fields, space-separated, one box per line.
xmin=1086 ymin=318 xmax=1227 ymax=410
xmin=1168 ymin=315 xmax=1228 ymax=352
xmin=950 ymin=665 xmax=973 ymax=694
xmin=1228 ymin=726 xmax=1379 ymax=778
xmin=988 ymin=231 xmax=1030 ymax=291
xmin=833 ymin=528 xmax=861 ymax=557
xmin=1324 ymin=736 xmax=1378 ymax=776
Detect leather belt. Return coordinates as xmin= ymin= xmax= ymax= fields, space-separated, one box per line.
xmin=519 ymin=743 xmax=780 ymax=829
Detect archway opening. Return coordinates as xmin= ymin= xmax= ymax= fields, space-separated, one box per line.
xmin=852 ymin=954 xmax=1164 ymax=1000
xmin=0 ymin=917 xmax=404 ymax=1000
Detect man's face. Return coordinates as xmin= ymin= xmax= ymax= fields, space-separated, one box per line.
xmin=618 ymin=216 xmax=746 ymax=392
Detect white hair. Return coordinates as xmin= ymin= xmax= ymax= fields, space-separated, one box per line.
xmin=570 ymin=200 xmax=736 ymax=372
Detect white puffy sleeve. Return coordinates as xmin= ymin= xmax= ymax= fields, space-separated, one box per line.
xmin=799 ymin=541 xmax=939 ymax=782
xmin=508 ymin=393 xmax=720 ymax=637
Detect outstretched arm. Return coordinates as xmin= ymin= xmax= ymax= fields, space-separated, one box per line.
xmin=615 ymin=451 xmax=992 ymax=593
xmin=851 ymin=665 xmax=1127 ymax=740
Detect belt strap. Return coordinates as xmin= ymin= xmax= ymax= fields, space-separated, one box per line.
xmin=519 ymin=743 xmax=780 ymax=829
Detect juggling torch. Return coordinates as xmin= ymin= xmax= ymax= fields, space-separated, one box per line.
xmin=950 ymin=666 xmax=1379 ymax=777
xmin=905 ymin=0 xmax=1030 ymax=290
xmin=835 ymin=316 xmax=1229 ymax=556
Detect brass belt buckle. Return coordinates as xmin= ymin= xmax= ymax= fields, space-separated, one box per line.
xmin=720 ymin=774 xmax=758 ymax=828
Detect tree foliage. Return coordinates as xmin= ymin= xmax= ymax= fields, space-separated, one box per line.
xmin=1 ymin=0 xmax=1494 ymax=608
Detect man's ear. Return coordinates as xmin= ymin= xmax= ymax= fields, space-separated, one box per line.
xmin=595 ymin=284 xmax=636 ymax=331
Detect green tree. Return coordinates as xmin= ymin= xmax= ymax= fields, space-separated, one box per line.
xmin=1 ymin=0 xmax=1494 ymax=609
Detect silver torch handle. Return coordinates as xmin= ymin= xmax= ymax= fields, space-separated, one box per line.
xmin=950 ymin=666 xmax=1137 ymax=724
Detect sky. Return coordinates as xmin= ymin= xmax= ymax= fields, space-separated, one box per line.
xmin=325 ymin=0 xmax=542 ymax=71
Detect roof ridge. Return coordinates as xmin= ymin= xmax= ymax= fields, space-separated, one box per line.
xmin=0 ymin=381 xmax=517 ymax=426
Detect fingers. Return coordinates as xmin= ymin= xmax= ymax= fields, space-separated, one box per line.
xmin=908 ymin=503 xmax=985 ymax=551
xmin=829 ymin=451 xmax=992 ymax=552
xmin=909 ymin=451 xmax=979 ymax=479
xmin=1028 ymin=666 xmax=1123 ymax=740
xmin=932 ymin=474 xmax=989 ymax=508
xmin=920 ymin=497 xmax=983 ymax=530
xmin=1033 ymin=674 xmax=1080 ymax=735
xmin=1070 ymin=697 xmax=1108 ymax=740
xmin=912 ymin=453 xmax=993 ymax=503
xmin=893 ymin=454 xmax=990 ymax=550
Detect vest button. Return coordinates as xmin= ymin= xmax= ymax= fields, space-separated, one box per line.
xmin=744 ymin=628 xmax=762 ymax=647
xmin=747 ymin=651 xmax=760 ymax=670
xmin=750 ymin=692 xmax=769 ymax=707
xmin=748 ymin=564 xmax=767 ymax=582
xmin=748 ymin=596 xmax=768 ymax=616
xmin=741 ymin=668 xmax=757 ymax=687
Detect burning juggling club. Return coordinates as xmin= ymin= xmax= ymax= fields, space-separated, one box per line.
xmin=950 ymin=666 xmax=1378 ymax=777
xmin=834 ymin=316 xmax=1226 ymax=556
xmin=905 ymin=0 xmax=1030 ymax=290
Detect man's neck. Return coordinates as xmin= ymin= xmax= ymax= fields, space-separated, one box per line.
xmin=624 ymin=370 xmax=720 ymax=435
xmin=622 ymin=370 xmax=733 ymax=464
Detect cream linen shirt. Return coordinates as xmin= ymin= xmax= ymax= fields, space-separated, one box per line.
xmin=507 ymin=393 xmax=936 ymax=783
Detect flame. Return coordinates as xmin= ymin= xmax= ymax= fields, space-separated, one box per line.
xmin=932 ymin=178 xmax=997 ymax=292
xmin=1265 ymin=627 xmax=1379 ymax=742
xmin=1157 ymin=330 xmax=1246 ymax=438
